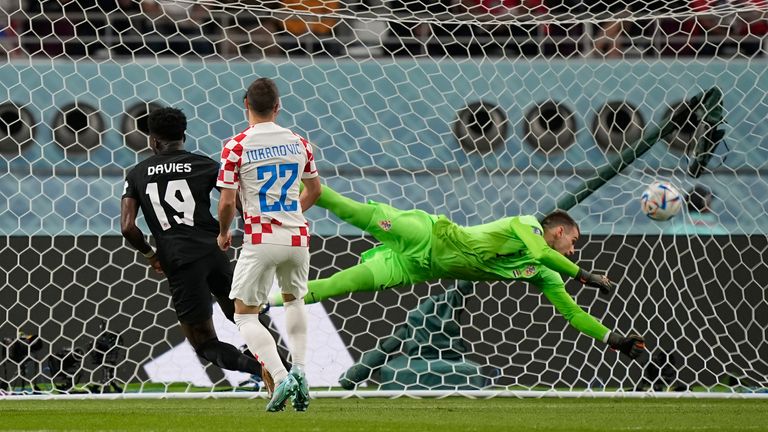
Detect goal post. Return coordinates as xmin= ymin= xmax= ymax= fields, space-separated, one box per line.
xmin=551 ymin=86 xmax=726 ymax=215
xmin=0 ymin=1 xmax=767 ymax=399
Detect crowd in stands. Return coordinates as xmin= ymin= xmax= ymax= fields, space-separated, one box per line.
xmin=0 ymin=0 xmax=765 ymax=59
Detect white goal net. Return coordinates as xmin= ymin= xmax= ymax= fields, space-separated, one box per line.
xmin=0 ymin=0 xmax=767 ymax=398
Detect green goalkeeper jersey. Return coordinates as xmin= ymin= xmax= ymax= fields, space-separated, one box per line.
xmin=430 ymin=215 xmax=580 ymax=281
xmin=429 ymin=214 xmax=609 ymax=341
xmin=315 ymin=194 xmax=610 ymax=342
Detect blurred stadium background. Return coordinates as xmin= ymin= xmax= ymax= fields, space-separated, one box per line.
xmin=0 ymin=0 xmax=766 ymax=399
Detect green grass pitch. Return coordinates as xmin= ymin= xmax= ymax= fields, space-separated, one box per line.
xmin=1 ymin=398 xmax=766 ymax=431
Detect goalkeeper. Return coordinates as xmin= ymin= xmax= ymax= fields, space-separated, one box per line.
xmin=272 ymin=185 xmax=646 ymax=359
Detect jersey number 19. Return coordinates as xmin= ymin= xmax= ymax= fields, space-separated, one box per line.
xmin=146 ymin=180 xmax=195 ymax=230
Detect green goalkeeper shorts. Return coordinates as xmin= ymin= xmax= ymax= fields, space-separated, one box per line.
xmin=359 ymin=201 xmax=438 ymax=289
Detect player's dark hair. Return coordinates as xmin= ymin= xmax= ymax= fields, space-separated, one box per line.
xmin=541 ymin=210 xmax=579 ymax=234
xmin=148 ymin=107 xmax=186 ymax=148
xmin=246 ymin=78 xmax=279 ymax=117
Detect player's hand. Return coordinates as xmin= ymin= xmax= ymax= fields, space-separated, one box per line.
xmin=217 ymin=231 xmax=231 ymax=251
xmin=607 ymin=332 xmax=646 ymax=360
xmin=147 ymin=255 xmax=163 ymax=275
xmin=577 ymin=269 xmax=615 ymax=295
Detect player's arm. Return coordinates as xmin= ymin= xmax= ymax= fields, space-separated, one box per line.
xmin=213 ymin=183 xmax=244 ymax=215
xmin=209 ymin=156 xmax=245 ymax=217
xmin=512 ymin=218 xmax=614 ymax=295
xmin=216 ymin=139 xmax=242 ymax=251
xmin=300 ymin=176 xmax=321 ymax=211
xmin=120 ymin=197 xmax=162 ymax=274
xmin=537 ymin=280 xmax=646 ymax=360
xmin=217 ymin=188 xmax=237 ymax=251
xmin=537 ymin=279 xmax=609 ymax=340
xmin=298 ymin=135 xmax=320 ymax=212
xmin=235 ymin=190 xmax=244 ymax=215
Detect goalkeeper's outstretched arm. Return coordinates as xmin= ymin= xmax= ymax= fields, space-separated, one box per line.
xmin=537 ymin=282 xmax=646 ymax=360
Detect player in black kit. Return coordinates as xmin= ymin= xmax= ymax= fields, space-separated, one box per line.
xmin=120 ymin=107 xmax=270 ymax=385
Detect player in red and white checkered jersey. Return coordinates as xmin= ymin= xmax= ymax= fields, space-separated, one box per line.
xmin=217 ymin=77 xmax=320 ymax=412
xmin=217 ymin=128 xmax=317 ymax=247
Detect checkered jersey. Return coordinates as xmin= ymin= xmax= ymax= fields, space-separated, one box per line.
xmin=217 ymin=122 xmax=318 ymax=247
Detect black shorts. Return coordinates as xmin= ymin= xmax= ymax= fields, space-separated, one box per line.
xmin=164 ymin=250 xmax=233 ymax=324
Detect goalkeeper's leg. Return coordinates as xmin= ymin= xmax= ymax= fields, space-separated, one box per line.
xmin=307 ymin=265 xmax=378 ymax=304
xmin=270 ymin=264 xmax=377 ymax=307
xmin=314 ymin=185 xmax=377 ymax=231
xmin=317 ymin=185 xmax=435 ymax=257
xmin=270 ymin=249 xmax=424 ymax=306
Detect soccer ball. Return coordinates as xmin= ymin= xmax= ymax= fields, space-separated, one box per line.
xmin=640 ymin=181 xmax=683 ymax=221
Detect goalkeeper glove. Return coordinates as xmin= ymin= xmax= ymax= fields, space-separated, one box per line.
xmin=607 ymin=332 xmax=646 ymax=360
xmin=577 ymin=269 xmax=615 ymax=295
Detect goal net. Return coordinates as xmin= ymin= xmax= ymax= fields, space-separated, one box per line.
xmin=1 ymin=0 xmax=767 ymax=398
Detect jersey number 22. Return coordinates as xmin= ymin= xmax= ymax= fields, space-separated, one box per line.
xmin=257 ymin=163 xmax=298 ymax=212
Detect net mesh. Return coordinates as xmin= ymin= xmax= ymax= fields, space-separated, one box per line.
xmin=0 ymin=0 xmax=767 ymax=396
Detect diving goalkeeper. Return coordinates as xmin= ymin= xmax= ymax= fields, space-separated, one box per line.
xmin=272 ymin=185 xmax=646 ymax=359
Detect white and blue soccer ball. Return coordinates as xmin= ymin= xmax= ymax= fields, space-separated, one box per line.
xmin=640 ymin=181 xmax=683 ymax=221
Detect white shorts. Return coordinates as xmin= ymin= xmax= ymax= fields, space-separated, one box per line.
xmin=230 ymin=243 xmax=309 ymax=306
